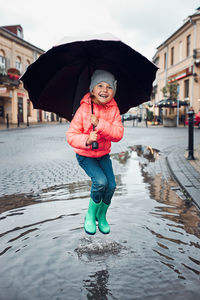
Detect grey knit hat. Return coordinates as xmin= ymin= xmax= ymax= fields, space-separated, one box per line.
xmin=89 ymin=70 xmax=117 ymax=95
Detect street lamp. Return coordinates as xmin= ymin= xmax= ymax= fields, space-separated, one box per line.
xmin=187 ymin=110 xmax=195 ymax=160
xmin=176 ymin=85 xmax=180 ymax=127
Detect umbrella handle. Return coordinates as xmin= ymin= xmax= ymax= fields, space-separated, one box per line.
xmin=91 ymin=101 xmax=99 ymax=150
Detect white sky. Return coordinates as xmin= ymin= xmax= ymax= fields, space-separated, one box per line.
xmin=0 ymin=0 xmax=199 ymax=60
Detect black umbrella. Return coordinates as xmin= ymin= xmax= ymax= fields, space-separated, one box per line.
xmin=20 ymin=34 xmax=158 ymax=121
xmin=157 ymin=98 xmax=189 ymax=108
xmin=157 ymin=99 xmax=173 ymax=108
xmin=172 ymin=99 xmax=189 ymax=107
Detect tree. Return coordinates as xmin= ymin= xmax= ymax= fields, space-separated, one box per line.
xmin=161 ymin=80 xmax=179 ymax=100
xmin=147 ymin=109 xmax=153 ymax=121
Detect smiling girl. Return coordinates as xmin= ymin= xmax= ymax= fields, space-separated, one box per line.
xmin=66 ymin=70 xmax=124 ymax=235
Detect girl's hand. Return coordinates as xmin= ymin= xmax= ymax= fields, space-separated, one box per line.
xmin=90 ymin=114 xmax=99 ymax=127
xmin=86 ymin=131 xmax=98 ymax=145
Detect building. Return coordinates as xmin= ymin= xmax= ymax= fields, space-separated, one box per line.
xmin=152 ymin=7 xmax=200 ymax=124
xmin=0 ymin=25 xmax=57 ymax=125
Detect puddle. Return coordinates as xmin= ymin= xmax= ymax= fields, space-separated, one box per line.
xmin=0 ymin=145 xmax=200 ymax=300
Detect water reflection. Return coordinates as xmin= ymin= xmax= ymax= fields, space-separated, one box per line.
xmin=129 ymin=145 xmax=160 ymax=162
xmin=143 ymin=172 xmax=200 ymax=239
xmin=0 ymin=193 xmax=42 ymax=214
xmin=111 ymin=145 xmax=160 ymax=164
xmin=83 ymin=269 xmax=116 ymax=300
xmin=0 ymin=145 xmax=200 ymax=299
xmin=112 ymin=146 xmax=200 ymax=282
xmin=0 ymin=180 xmax=91 ymax=214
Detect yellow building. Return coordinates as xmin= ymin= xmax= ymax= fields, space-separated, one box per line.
xmin=152 ymin=8 xmax=200 ymax=124
xmin=0 ymin=25 xmax=58 ymax=125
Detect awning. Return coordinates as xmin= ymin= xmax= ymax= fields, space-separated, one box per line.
xmin=156 ymin=99 xmax=189 ymax=108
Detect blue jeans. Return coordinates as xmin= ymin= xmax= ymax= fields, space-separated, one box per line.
xmin=76 ymin=154 xmax=116 ymax=205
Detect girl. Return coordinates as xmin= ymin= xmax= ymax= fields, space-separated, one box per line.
xmin=66 ymin=70 xmax=124 ymax=235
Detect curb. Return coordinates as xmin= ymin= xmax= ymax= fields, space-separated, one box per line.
xmin=166 ymin=151 xmax=200 ymax=210
xmin=0 ymin=122 xmax=67 ymax=132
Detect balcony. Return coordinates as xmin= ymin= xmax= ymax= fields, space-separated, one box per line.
xmin=0 ymin=68 xmax=20 ymax=87
xmin=0 ymin=74 xmax=20 ymax=86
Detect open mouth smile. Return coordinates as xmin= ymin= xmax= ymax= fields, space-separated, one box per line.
xmin=99 ymin=94 xmax=108 ymax=98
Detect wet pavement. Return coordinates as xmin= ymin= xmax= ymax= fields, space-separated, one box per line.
xmin=0 ymin=124 xmax=200 ymax=299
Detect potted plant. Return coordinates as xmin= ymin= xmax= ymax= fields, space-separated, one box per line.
xmin=163 ymin=114 xmax=177 ymax=127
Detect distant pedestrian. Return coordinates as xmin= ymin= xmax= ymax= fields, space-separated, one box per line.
xmin=67 ymin=70 xmax=124 ymax=235
xmin=145 ymin=117 xmax=148 ymax=127
xmin=188 ymin=106 xmax=194 ymax=112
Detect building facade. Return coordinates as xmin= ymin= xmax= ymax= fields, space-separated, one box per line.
xmin=152 ymin=8 xmax=200 ymax=123
xmin=0 ymin=25 xmax=57 ymax=125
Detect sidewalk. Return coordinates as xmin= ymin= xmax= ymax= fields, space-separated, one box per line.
xmin=166 ymin=145 xmax=200 ymax=209
xmin=0 ymin=121 xmax=65 ymax=131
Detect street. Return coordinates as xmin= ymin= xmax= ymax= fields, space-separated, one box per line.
xmin=0 ymin=123 xmax=200 ymax=299
xmin=1 ymin=123 xmax=199 ymax=196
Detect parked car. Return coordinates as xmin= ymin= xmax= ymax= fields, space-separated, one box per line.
xmin=122 ymin=113 xmax=137 ymax=122
xmin=185 ymin=112 xmax=200 ymax=128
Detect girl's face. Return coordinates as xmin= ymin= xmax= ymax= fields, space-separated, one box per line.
xmin=91 ymin=81 xmax=115 ymax=104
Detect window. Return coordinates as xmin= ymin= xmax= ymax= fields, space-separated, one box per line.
xmin=171 ymin=47 xmax=174 ymax=65
xmin=15 ymin=56 xmax=22 ymax=73
xmin=25 ymin=59 xmax=31 ymax=70
xmin=179 ymin=42 xmax=182 ymax=61
xmin=184 ymin=79 xmax=189 ymax=98
xmin=164 ymin=52 xmax=167 ymax=69
xmin=186 ymin=35 xmax=191 ymax=57
xmin=0 ymin=49 xmax=6 ymax=73
xmin=33 ymin=51 xmax=38 ymax=61
xmin=177 ymin=84 xmax=180 ymax=97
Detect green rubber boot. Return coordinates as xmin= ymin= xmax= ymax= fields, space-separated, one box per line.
xmin=84 ymin=198 xmax=100 ymax=235
xmin=96 ymin=202 xmax=110 ymax=234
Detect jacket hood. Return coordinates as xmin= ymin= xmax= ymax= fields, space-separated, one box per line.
xmin=80 ymin=92 xmax=118 ymax=108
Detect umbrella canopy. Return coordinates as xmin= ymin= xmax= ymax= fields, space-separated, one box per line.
xmin=21 ymin=33 xmax=158 ymax=121
xmin=156 ymin=99 xmax=172 ymax=108
xmin=157 ymin=99 xmax=189 ymax=108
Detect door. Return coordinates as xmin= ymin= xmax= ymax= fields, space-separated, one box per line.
xmin=18 ymin=97 xmax=23 ymax=122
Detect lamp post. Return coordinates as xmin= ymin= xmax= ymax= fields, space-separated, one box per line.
xmin=6 ymin=113 xmax=9 ymax=128
xmin=176 ymin=99 xmax=179 ymax=127
xmin=187 ymin=110 xmax=195 ymax=160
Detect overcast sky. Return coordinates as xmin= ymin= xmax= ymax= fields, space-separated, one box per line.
xmin=0 ymin=0 xmax=199 ymax=60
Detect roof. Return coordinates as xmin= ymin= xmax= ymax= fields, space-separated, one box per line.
xmin=0 ymin=26 xmax=45 ymax=54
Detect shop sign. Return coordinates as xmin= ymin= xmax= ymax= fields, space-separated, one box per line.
xmin=17 ymin=92 xmax=25 ymax=97
xmin=168 ymin=66 xmax=193 ymax=83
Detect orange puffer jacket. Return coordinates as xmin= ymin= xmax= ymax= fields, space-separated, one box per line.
xmin=66 ymin=93 xmax=124 ymax=157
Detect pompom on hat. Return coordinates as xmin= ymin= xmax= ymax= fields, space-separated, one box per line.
xmin=89 ymin=70 xmax=117 ymax=95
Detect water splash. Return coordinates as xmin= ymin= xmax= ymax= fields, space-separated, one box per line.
xmin=75 ymin=237 xmax=129 ymax=262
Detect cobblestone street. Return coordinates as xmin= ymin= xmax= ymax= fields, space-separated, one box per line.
xmin=1 ymin=123 xmax=199 ymax=196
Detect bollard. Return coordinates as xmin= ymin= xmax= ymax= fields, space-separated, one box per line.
xmin=187 ymin=110 xmax=195 ymax=160
xmin=17 ymin=114 xmax=20 ymax=127
xmin=6 ymin=113 xmax=9 ymax=128
xmin=27 ymin=115 xmax=29 ymax=127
